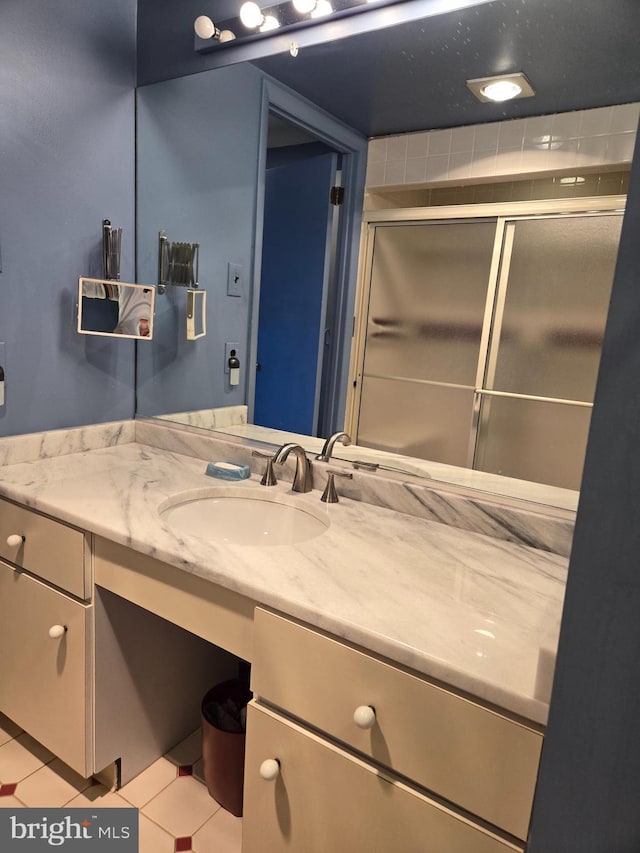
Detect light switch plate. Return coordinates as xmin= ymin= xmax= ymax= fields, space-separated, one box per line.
xmin=225 ymin=341 xmax=239 ymax=374
xmin=0 ymin=342 xmax=5 ymax=407
xmin=227 ymin=263 xmax=242 ymax=297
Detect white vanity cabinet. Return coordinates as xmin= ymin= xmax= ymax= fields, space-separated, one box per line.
xmin=245 ymin=608 xmax=543 ymax=852
xmin=0 ymin=496 xmax=93 ymax=776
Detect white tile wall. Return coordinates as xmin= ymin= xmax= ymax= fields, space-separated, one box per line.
xmin=366 ymin=103 xmax=640 ymax=188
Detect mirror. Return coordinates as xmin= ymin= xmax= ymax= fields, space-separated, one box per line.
xmin=186 ymin=290 xmax=207 ymax=340
xmin=134 ymin=8 xmax=638 ymax=512
xmin=78 ymin=278 xmax=155 ymax=340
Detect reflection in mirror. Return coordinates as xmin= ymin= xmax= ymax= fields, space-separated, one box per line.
xmin=78 ymin=277 xmax=155 ymax=340
xmin=186 ymin=290 xmax=207 ymax=340
xmin=135 ymin=41 xmax=637 ymax=511
xmin=351 ymin=202 xmax=624 ymax=493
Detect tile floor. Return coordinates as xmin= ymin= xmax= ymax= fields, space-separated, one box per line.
xmin=0 ymin=712 xmax=242 ymax=853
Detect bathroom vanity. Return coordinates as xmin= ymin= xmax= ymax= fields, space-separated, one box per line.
xmin=0 ymin=421 xmax=568 ymax=850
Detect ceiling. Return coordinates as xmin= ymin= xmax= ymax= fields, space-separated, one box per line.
xmin=245 ymin=0 xmax=640 ymax=137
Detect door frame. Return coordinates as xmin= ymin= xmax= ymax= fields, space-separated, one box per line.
xmin=246 ymin=76 xmax=368 ymax=429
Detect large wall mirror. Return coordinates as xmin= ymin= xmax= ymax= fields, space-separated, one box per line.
xmin=134 ymin=0 xmax=640 ymax=512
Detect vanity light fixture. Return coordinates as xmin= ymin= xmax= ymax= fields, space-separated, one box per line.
xmin=239 ymin=1 xmax=274 ymax=29
xmin=196 ymin=0 xmax=410 ymax=54
xmin=311 ymin=1 xmax=333 ymax=18
xmin=293 ymin=0 xmax=317 ymax=12
xmin=466 ymin=72 xmax=535 ymax=103
xmin=260 ymin=14 xmax=281 ymax=30
xmin=193 ymin=15 xmax=236 ymax=41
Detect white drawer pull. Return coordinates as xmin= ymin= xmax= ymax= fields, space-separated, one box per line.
xmin=6 ymin=534 xmax=25 ymax=548
xmin=259 ymin=758 xmax=280 ymax=781
xmin=48 ymin=625 xmax=67 ymax=640
xmin=353 ymin=705 xmax=376 ymax=730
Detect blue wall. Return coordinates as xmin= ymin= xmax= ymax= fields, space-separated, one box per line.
xmin=0 ymin=0 xmax=137 ymax=437
xmin=135 ymin=64 xmax=264 ymax=417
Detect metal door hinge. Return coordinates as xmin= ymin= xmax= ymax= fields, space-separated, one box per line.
xmin=330 ymin=186 xmax=345 ymax=205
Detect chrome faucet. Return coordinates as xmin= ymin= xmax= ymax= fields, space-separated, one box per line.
xmin=316 ymin=431 xmax=351 ymax=462
xmin=273 ymin=443 xmax=313 ymax=493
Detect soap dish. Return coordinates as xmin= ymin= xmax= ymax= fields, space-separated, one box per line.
xmin=205 ymin=461 xmax=251 ymax=481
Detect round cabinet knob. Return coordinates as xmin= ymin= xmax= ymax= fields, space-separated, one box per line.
xmin=259 ymin=758 xmax=280 ymax=781
xmin=6 ymin=534 xmax=25 ymax=548
xmin=48 ymin=625 xmax=67 ymax=640
xmin=353 ymin=705 xmax=376 ymax=730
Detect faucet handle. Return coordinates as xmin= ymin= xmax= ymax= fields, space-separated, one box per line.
xmin=252 ymin=450 xmax=278 ymax=486
xmin=320 ymin=468 xmax=353 ymax=503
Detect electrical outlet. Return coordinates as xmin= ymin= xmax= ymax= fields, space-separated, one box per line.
xmin=225 ymin=341 xmax=239 ymax=374
xmin=227 ymin=263 xmax=242 ymax=297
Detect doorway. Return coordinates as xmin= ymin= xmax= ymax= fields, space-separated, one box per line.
xmin=253 ymin=114 xmax=340 ymax=436
xmin=246 ymin=79 xmax=368 ymax=438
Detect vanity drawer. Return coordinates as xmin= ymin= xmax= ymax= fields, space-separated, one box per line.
xmin=0 ymin=497 xmax=88 ymax=599
xmin=252 ymin=608 xmax=542 ymax=841
xmin=244 ymin=702 xmax=522 ymax=853
xmin=0 ymin=560 xmax=93 ymax=776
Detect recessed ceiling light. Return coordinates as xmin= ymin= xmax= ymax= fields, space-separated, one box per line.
xmin=467 ymin=72 xmax=535 ymax=103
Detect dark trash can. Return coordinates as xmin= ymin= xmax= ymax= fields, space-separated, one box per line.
xmin=201 ymin=678 xmax=252 ymax=817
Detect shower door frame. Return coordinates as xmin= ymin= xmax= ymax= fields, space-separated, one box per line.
xmin=346 ymin=196 xmax=626 ymax=475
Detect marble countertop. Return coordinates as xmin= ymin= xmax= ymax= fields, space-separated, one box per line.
xmin=0 ymin=433 xmax=568 ymax=725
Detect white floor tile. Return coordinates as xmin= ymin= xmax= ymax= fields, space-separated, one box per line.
xmin=0 ymin=729 xmax=244 ymax=850
xmin=119 ymin=757 xmax=176 ymax=808
xmin=138 ymin=814 xmax=175 ymax=853
xmin=66 ymin=784 xmax=132 ymax=809
xmin=142 ymin=775 xmax=220 ymax=837
xmin=0 ymin=795 xmax=26 ymax=809
xmin=0 ymin=713 xmax=22 ymax=747
xmin=0 ymin=733 xmax=54 ymax=783
xmin=193 ymin=807 xmax=243 ymax=853
xmin=13 ymin=759 xmax=92 ymax=807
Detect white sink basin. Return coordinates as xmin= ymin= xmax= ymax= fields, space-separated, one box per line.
xmin=159 ymin=486 xmax=329 ymax=546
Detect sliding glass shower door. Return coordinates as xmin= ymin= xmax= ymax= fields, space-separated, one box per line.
xmin=474 ymin=213 xmax=623 ymax=489
xmin=355 ymin=205 xmax=623 ymax=490
xmin=356 ymin=219 xmax=498 ymax=466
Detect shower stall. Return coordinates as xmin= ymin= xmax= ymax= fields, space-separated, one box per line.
xmin=349 ymin=199 xmax=624 ymax=490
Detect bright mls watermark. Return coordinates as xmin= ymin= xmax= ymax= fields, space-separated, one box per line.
xmin=0 ymin=809 xmax=138 ymax=850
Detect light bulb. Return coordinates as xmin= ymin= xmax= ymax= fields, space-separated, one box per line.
xmin=311 ymin=0 xmax=332 ymax=17
xmin=219 ymin=29 xmax=236 ymax=42
xmin=293 ymin=0 xmax=317 ymax=12
xmin=194 ymin=15 xmax=220 ymax=39
xmin=480 ymin=80 xmax=523 ymax=102
xmin=260 ymin=14 xmax=280 ymax=30
xmin=240 ymin=2 xmax=265 ymax=28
